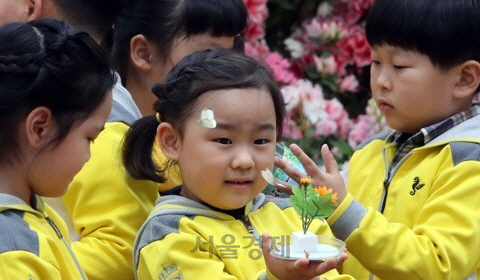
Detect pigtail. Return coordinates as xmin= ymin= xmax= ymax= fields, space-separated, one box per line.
xmin=122 ymin=115 xmax=166 ymax=183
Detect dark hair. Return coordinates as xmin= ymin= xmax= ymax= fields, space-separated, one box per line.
xmin=366 ymin=0 xmax=480 ymax=70
xmin=52 ymin=0 xmax=129 ymax=41
xmin=123 ymin=49 xmax=285 ymax=183
xmin=0 ymin=19 xmax=115 ymax=165
xmin=111 ymin=0 xmax=248 ymax=84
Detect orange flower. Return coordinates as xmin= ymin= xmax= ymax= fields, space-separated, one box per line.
xmin=331 ymin=192 xmax=339 ymax=203
xmin=300 ymin=177 xmax=311 ymax=185
xmin=314 ymin=186 xmax=332 ymax=196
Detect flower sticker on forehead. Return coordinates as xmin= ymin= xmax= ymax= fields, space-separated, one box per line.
xmin=198 ymin=108 xmax=217 ymax=129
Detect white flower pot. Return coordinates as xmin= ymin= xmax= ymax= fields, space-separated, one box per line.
xmin=292 ymin=231 xmax=318 ymax=253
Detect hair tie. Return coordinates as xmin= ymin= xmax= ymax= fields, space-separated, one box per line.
xmin=156 ymin=112 xmax=162 ymax=123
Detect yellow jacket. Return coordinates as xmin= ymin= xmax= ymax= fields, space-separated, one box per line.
xmin=60 ymin=78 xmax=182 ymax=280
xmin=134 ymin=193 xmax=354 ymax=280
xmin=0 ymin=194 xmax=86 ymax=280
xmin=328 ymin=114 xmax=480 ymax=280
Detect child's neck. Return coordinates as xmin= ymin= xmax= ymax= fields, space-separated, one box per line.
xmin=203 ymin=202 xmax=246 ymax=219
xmin=0 ymin=167 xmax=32 ymax=206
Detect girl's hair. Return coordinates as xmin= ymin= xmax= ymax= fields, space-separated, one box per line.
xmin=366 ymin=0 xmax=480 ymax=70
xmin=123 ymin=49 xmax=286 ymax=183
xmin=111 ymin=0 xmax=248 ymax=84
xmin=52 ymin=0 xmax=129 ymax=41
xmin=0 ymin=19 xmax=115 ymax=165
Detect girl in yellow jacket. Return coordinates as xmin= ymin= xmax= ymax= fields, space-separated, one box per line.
xmin=0 ymin=19 xmax=114 ymax=279
xmin=123 ymin=49 xmax=352 ymax=280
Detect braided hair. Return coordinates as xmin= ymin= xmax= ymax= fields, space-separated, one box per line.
xmin=0 ymin=19 xmax=115 ymax=165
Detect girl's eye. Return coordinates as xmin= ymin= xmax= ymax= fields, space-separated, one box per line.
xmin=215 ymin=138 xmax=232 ymax=145
xmin=254 ymin=139 xmax=270 ymax=145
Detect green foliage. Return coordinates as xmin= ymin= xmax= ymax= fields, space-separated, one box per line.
xmin=290 ymin=179 xmax=337 ymax=234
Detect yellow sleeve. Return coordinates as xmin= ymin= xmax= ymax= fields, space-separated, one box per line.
xmin=0 ymin=251 xmax=62 ymax=280
xmin=62 ymin=122 xmax=159 ymax=280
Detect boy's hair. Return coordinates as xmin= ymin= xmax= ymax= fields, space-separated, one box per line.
xmin=51 ymin=0 xmax=128 ymax=41
xmin=0 ymin=19 xmax=115 ymax=165
xmin=111 ymin=0 xmax=248 ymax=84
xmin=122 ymin=48 xmax=286 ymax=183
xmin=366 ymin=0 xmax=480 ymax=70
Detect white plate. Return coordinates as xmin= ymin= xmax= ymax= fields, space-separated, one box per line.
xmin=270 ymin=236 xmax=345 ymax=262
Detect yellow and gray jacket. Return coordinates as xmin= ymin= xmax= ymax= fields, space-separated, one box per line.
xmin=0 ymin=194 xmax=86 ymax=279
xmin=134 ymin=192 xmax=354 ymax=280
xmin=56 ymin=75 xmax=180 ymax=280
xmin=328 ymin=112 xmax=480 ymax=280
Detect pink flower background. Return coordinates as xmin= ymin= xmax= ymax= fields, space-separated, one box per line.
xmin=242 ymin=0 xmax=387 ymax=164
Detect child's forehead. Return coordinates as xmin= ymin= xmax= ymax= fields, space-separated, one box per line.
xmin=190 ymin=88 xmax=275 ymax=122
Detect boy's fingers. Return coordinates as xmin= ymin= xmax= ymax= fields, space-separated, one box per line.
xmin=274 ymin=157 xmax=305 ymax=183
xmin=289 ymin=144 xmax=322 ymax=179
xmin=321 ymin=144 xmax=339 ymax=174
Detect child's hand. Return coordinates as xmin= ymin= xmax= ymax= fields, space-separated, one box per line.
xmin=262 ymin=233 xmax=347 ymax=280
xmin=274 ymin=144 xmax=346 ymax=204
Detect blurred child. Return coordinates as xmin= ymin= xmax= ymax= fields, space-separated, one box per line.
xmin=0 ymin=19 xmax=114 ymax=279
xmin=59 ymin=1 xmax=248 ymax=279
xmin=122 ymin=49 xmax=351 ymax=280
xmin=277 ymin=0 xmax=480 ymax=279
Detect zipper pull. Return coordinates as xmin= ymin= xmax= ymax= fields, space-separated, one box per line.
xmin=45 ymin=216 xmax=63 ymax=239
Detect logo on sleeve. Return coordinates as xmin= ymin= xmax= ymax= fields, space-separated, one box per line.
xmin=159 ymin=264 xmax=182 ymax=280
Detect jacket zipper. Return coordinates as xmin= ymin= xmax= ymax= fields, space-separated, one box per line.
xmin=45 ymin=216 xmax=88 ymax=280
xmin=240 ymin=215 xmax=261 ymax=243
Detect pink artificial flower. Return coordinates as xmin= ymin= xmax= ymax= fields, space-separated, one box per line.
xmin=332 ymin=0 xmax=375 ymax=24
xmin=314 ymin=119 xmax=337 ymax=136
xmin=324 ymin=99 xmax=345 ymax=120
xmin=282 ymin=116 xmax=304 ymax=139
xmin=340 ymin=74 xmax=359 ymax=92
xmin=244 ymin=39 xmax=270 ymax=60
xmin=313 ymin=55 xmax=337 ymax=74
xmin=264 ymin=52 xmax=297 ymax=84
xmin=334 ymin=25 xmax=371 ymax=75
xmin=242 ymin=0 xmax=268 ymax=41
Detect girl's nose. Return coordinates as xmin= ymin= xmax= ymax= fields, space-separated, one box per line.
xmin=231 ymin=149 xmax=255 ymax=170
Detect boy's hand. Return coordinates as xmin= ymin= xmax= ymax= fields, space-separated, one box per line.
xmin=274 ymin=144 xmax=346 ymax=204
xmin=262 ymin=233 xmax=347 ymax=280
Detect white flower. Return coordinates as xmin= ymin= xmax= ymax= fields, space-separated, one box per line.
xmin=317 ymin=2 xmax=333 ymax=17
xmin=198 ymin=108 xmax=216 ymax=129
xmin=284 ymin=38 xmax=304 ymax=59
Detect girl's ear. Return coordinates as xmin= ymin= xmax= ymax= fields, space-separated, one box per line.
xmin=453 ymin=60 xmax=480 ymax=99
xmin=157 ymin=122 xmax=180 ymax=161
xmin=26 ymin=0 xmax=43 ymax=21
xmin=24 ymin=106 xmax=55 ymax=148
xmin=130 ymin=34 xmax=156 ymax=73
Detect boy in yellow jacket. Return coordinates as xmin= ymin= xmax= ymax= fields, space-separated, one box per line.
xmin=278 ymin=0 xmax=480 ymax=279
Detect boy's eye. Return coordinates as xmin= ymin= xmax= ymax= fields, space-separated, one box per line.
xmin=254 ymin=139 xmax=270 ymax=145
xmin=215 ymin=138 xmax=232 ymax=145
xmin=371 ymin=60 xmax=380 ymax=65
xmin=393 ymin=65 xmax=406 ymax=70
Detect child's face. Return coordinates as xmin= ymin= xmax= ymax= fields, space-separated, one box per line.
xmin=0 ymin=0 xmax=29 ymax=26
xmin=150 ymin=33 xmax=235 ymax=83
xmin=370 ymin=44 xmax=460 ymax=133
xmin=31 ymin=92 xmax=112 ymax=198
xmin=176 ymin=88 xmax=277 ymax=210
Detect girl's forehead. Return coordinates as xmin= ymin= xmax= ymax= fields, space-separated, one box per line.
xmin=191 ymin=88 xmax=275 ymax=123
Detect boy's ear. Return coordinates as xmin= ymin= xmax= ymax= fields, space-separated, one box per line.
xmin=157 ymin=122 xmax=180 ymax=161
xmin=453 ymin=60 xmax=480 ymax=98
xmin=24 ymin=106 xmax=55 ymax=148
xmin=26 ymin=0 xmax=43 ymax=21
xmin=130 ymin=34 xmax=156 ymax=73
